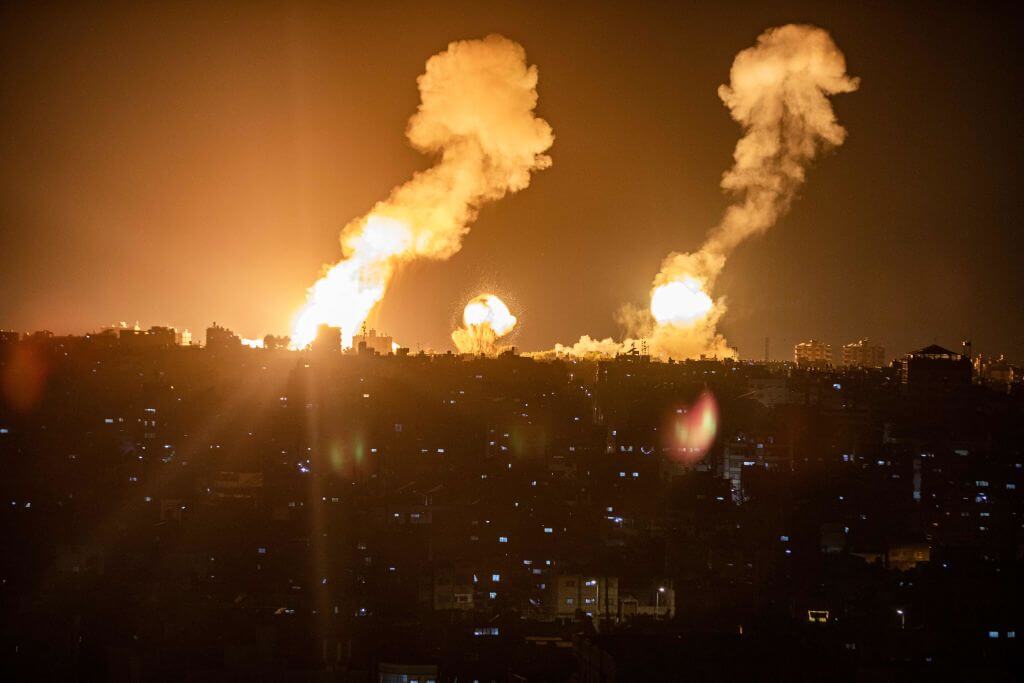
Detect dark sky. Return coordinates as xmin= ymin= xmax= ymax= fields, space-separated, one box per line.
xmin=1 ymin=1 xmax=1021 ymax=360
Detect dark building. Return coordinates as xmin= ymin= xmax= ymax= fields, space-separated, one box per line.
xmin=311 ymin=324 xmax=341 ymax=353
xmin=205 ymin=322 xmax=240 ymax=350
xmin=263 ymin=334 xmax=290 ymax=350
xmin=900 ymin=344 xmax=972 ymax=389
xmin=146 ymin=325 xmax=177 ymax=348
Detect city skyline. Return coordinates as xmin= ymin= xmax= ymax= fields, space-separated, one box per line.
xmin=1 ymin=2 xmax=1022 ymax=362
xmin=2 ymin=5 xmax=1023 ymax=678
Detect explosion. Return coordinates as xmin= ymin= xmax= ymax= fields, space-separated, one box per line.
xmin=646 ymin=24 xmax=859 ymax=359
xmin=650 ymin=277 xmax=714 ymax=325
xmin=452 ymin=294 xmax=517 ymax=355
xmin=291 ymin=35 xmax=554 ymax=348
xmin=553 ymin=25 xmax=857 ymax=360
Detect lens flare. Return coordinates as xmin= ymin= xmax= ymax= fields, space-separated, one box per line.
xmin=669 ymin=391 xmax=719 ymax=462
xmin=2 ymin=342 xmax=50 ymax=414
xmin=650 ymin=277 xmax=714 ymax=325
xmin=452 ymin=293 xmax=518 ymax=354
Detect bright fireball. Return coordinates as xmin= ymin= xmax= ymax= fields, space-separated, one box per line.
xmin=650 ymin=277 xmax=714 ymax=325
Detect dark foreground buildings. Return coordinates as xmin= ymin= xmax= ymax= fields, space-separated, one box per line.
xmin=1 ymin=330 xmax=1022 ymax=681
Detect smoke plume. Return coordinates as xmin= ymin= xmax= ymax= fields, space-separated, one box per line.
xmin=292 ymin=35 xmax=553 ymax=348
xmin=645 ymin=24 xmax=859 ymax=358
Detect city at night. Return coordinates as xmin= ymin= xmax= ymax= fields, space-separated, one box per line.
xmin=2 ymin=2 xmax=1022 ymax=681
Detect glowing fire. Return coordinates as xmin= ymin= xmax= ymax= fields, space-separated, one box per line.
xmin=463 ymin=294 xmax=517 ymax=335
xmin=240 ymin=337 xmax=264 ymax=349
xmin=289 ymin=35 xmax=552 ymax=351
xmin=291 ymin=215 xmax=413 ymax=349
xmin=452 ymin=293 xmax=517 ymax=354
xmin=650 ymin=277 xmax=714 ymax=326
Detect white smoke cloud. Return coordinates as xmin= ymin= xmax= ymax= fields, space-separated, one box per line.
xmin=552 ymin=335 xmax=627 ymax=359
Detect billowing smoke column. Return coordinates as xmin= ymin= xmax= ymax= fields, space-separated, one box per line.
xmin=645 ymin=24 xmax=859 ymax=358
xmin=291 ymin=35 xmax=553 ymax=348
xmin=552 ymin=25 xmax=858 ymax=360
xmin=452 ymin=293 xmax=517 ymax=355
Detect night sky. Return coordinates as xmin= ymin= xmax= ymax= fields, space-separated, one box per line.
xmin=1 ymin=1 xmax=1021 ymax=360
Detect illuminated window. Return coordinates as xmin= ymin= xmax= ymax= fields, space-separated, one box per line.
xmin=807 ymin=610 xmax=829 ymax=623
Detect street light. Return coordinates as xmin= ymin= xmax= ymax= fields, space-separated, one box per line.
xmin=896 ymin=609 xmax=905 ymax=630
xmin=656 ymin=586 xmax=665 ymax=618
